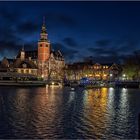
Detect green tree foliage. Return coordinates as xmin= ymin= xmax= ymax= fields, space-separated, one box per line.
xmin=123 ymin=51 xmax=140 ymax=79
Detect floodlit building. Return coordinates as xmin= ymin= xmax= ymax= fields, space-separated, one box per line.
xmin=0 ymin=20 xmax=65 ymax=81
xmin=64 ymin=62 xmax=122 ymax=81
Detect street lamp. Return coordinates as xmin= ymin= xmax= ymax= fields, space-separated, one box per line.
xmin=123 ymin=74 xmax=126 ymax=77
xmin=109 ymin=73 xmax=113 ymax=83
xmin=122 ymin=74 xmax=126 ymax=81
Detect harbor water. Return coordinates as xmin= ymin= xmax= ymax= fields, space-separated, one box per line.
xmin=0 ymin=86 xmax=139 ymax=139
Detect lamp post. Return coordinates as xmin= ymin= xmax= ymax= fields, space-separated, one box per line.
xmin=109 ymin=73 xmax=113 ymax=86
xmin=122 ymin=74 xmax=126 ymax=81
xmin=110 ymin=73 xmax=113 ymax=81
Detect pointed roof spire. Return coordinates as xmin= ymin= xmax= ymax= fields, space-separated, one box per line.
xmin=22 ymin=44 xmax=25 ymax=51
xmin=41 ymin=16 xmax=47 ymax=34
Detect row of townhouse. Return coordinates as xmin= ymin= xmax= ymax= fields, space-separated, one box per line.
xmin=64 ymin=62 xmax=122 ymax=81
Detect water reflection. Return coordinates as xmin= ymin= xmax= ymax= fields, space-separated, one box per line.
xmin=0 ymin=87 xmax=138 ymax=139
xmin=82 ymin=88 xmax=109 ymax=138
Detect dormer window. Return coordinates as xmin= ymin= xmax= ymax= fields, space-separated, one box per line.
xmin=22 ymin=63 xmax=27 ymax=68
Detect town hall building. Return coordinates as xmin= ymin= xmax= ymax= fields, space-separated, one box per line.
xmin=0 ymin=20 xmax=65 ymax=81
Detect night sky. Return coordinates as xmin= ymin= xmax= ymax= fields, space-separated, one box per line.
xmin=0 ymin=1 xmax=140 ymax=63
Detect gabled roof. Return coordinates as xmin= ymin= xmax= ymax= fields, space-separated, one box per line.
xmin=25 ymin=50 xmax=37 ymax=59
xmin=99 ymin=63 xmax=114 ymax=67
xmin=0 ymin=57 xmax=9 ymax=68
xmin=18 ymin=61 xmax=37 ymax=69
xmin=16 ymin=50 xmax=37 ymax=59
xmin=14 ymin=59 xmax=37 ymax=69
xmin=7 ymin=58 xmax=15 ymax=64
xmin=51 ymin=50 xmax=64 ymax=60
xmin=93 ymin=63 xmax=102 ymax=66
xmin=16 ymin=49 xmax=64 ymax=61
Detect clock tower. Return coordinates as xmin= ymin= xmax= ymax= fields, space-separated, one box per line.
xmin=38 ymin=19 xmax=50 ymax=78
xmin=38 ymin=19 xmax=50 ymax=62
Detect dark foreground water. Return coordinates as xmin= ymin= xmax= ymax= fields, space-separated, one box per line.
xmin=0 ymin=86 xmax=139 ymax=139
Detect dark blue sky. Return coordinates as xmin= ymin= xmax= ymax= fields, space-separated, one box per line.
xmin=0 ymin=1 xmax=140 ymax=63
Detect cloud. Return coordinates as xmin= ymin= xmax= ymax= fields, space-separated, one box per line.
xmin=87 ymin=37 xmax=140 ymax=63
xmin=0 ymin=22 xmax=23 ymax=58
xmin=63 ymin=37 xmax=78 ymax=47
xmin=58 ymin=15 xmax=76 ymax=27
xmin=90 ymin=38 xmax=140 ymax=55
xmin=44 ymin=13 xmax=77 ymax=27
xmin=0 ymin=8 xmax=38 ymax=60
xmin=116 ymin=39 xmax=139 ymax=53
xmin=93 ymin=56 xmax=119 ymax=63
xmin=24 ymin=42 xmax=37 ymax=50
xmin=0 ymin=6 xmax=21 ymax=25
xmin=17 ymin=21 xmax=39 ymax=35
xmin=88 ymin=47 xmax=117 ymax=56
xmin=51 ymin=42 xmax=78 ymax=60
xmin=95 ymin=39 xmax=111 ymax=47
xmin=0 ymin=40 xmax=21 ymax=59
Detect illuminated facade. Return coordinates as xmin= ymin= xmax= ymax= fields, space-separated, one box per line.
xmin=38 ymin=21 xmax=51 ymax=78
xmin=64 ymin=62 xmax=122 ymax=81
xmin=0 ymin=20 xmax=65 ymax=80
xmin=37 ymin=21 xmax=65 ymax=80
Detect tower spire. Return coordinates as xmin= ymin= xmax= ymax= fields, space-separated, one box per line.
xmin=20 ymin=43 xmax=25 ymax=60
xmin=40 ymin=17 xmax=48 ymax=41
xmin=41 ymin=16 xmax=47 ymax=34
xmin=22 ymin=44 xmax=24 ymax=51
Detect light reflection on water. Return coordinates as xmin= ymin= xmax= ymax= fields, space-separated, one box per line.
xmin=0 ymin=86 xmax=139 ymax=139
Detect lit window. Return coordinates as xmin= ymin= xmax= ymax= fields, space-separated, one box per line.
xmin=21 ymin=70 xmax=24 ymax=73
xmin=22 ymin=64 xmax=27 ymax=68
xmin=18 ymin=69 xmax=21 ymax=73
xmin=31 ymin=70 xmax=34 ymax=73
